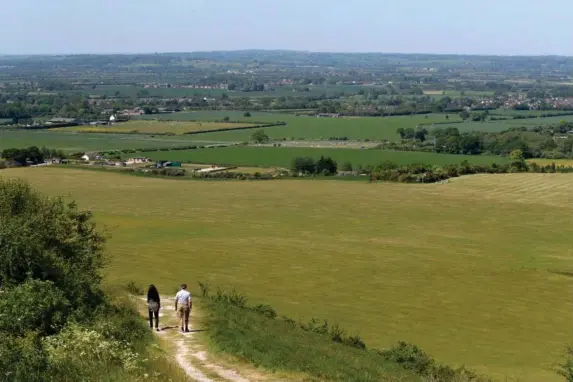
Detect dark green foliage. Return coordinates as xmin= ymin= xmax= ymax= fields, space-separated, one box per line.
xmin=0 ymin=180 xmax=107 ymax=312
xmin=292 ymin=156 xmax=337 ymax=175
xmin=379 ymin=342 xmax=482 ymax=381
xmin=1 ymin=146 xmax=44 ymax=165
xmin=251 ymin=129 xmax=269 ymax=143
xmin=0 ymin=333 xmax=48 ymax=381
xmin=151 ymin=168 xmax=186 ymax=176
xmin=291 ymin=156 xmax=316 ymax=174
xmin=252 ymin=304 xmax=278 ymax=319
xmin=0 ymin=280 xmax=71 ymax=336
xmin=368 ymin=159 xmax=573 ymax=183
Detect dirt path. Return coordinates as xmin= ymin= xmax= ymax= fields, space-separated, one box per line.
xmin=136 ymin=296 xmax=263 ymax=382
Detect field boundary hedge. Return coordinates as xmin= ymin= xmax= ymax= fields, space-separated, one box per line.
xmin=182 ymin=122 xmax=286 ymax=135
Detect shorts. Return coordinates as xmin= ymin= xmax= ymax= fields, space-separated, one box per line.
xmin=178 ymin=305 xmax=190 ymax=319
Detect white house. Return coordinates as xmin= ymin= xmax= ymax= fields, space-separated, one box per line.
xmin=109 ymin=115 xmax=116 ymax=124
xmin=82 ymin=152 xmax=101 ymax=161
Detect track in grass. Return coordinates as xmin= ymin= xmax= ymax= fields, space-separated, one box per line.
xmin=4 ymin=167 xmax=572 ymax=381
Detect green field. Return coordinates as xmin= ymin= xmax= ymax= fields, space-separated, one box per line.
xmin=139 ymin=110 xmax=573 ymax=142
xmin=0 ymin=130 xmax=223 ymax=152
xmin=3 ymin=167 xmax=572 ymax=381
xmin=136 ymin=146 xmax=509 ymax=168
xmin=138 ymin=112 xmax=462 ymax=142
xmin=51 ymin=120 xmax=256 ymax=135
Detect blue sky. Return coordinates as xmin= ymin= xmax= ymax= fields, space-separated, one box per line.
xmin=2 ymin=0 xmax=572 ymax=56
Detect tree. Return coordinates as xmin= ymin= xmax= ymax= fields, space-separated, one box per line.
xmin=315 ymin=156 xmax=337 ymax=175
xmin=0 ymin=180 xmax=107 ymax=311
xmin=460 ymin=110 xmax=470 ymax=120
xmin=243 ymin=111 xmax=252 ymax=118
xmin=509 ymin=149 xmax=526 ymax=171
xmin=414 ymin=127 xmax=429 ymax=142
xmin=341 ymin=161 xmax=353 ymax=172
xmin=251 ymin=130 xmax=269 ymax=143
xmin=1 ymin=146 xmax=44 ymax=166
xmin=291 ymin=157 xmax=315 ymax=174
xmin=222 ymin=116 xmax=230 ymax=122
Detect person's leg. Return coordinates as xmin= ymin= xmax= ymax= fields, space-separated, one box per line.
xmin=184 ymin=307 xmax=190 ymax=332
xmin=154 ymin=310 xmax=159 ymax=330
xmin=148 ymin=310 xmax=153 ymax=329
xmin=179 ymin=307 xmax=184 ymax=332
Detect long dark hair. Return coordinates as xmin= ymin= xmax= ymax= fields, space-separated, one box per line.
xmin=147 ymin=284 xmax=160 ymax=303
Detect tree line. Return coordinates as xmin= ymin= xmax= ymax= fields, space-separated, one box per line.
xmin=391 ymin=122 xmax=573 ymax=159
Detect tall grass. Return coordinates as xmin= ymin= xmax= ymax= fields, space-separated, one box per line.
xmin=200 ymin=283 xmax=491 ymax=382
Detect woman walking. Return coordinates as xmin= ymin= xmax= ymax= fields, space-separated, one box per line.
xmin=147 ymin=284 xmax=161 ymax=331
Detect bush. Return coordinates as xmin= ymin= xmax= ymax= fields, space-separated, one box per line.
xmin=379 ymin=342 xmax=435 ymax=375
xmin=557 ymin=347 xmax=573 ymax=381
xmin=125 ymin=281 xmax=143 ymax=295
xmin=0 ymin=180 xmax=106 ymax=313
xmin=44 ymin=324 xmax=142 ymax=376
xmin=0 ymin=280 xmax=71 ymax=336
xmin=0 ymin=333 xmax=48 ymax=382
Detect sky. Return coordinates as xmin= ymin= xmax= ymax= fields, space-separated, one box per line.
xmin=1 ymin=0 xmax=572 ymax=56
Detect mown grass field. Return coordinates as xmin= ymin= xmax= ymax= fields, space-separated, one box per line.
xmin=136 ymin=146 xmax=510 ymax=168
xmin=3 ymin=167 xmax=572 ymax=381
xmin=51 ymin=120 xmax=257 ymax=135
xmin=0 ymin=130 xmax=223 ymax=152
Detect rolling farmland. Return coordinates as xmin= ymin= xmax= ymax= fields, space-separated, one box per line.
xmin=4 ymin=167 xmax=572 ymax=381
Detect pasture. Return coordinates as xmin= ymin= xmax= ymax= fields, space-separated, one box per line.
xmin=141 ymin=112 xmax=462 ymax=142
xmin=0 ymin=130 xmax=222 ymax=152
xmin=138 ymin=110 xmax=573 ymax=142
xmin=135 ymin=146 xmax=510 ymax=168
xmin=51 ymin=120 xmax=257 ymax=135
xmin=4 ymin=167 xmax=572 ymax=381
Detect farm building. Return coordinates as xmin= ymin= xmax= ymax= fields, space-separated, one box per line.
xmin=195 ymin=165 xmax=235 ymax=174
xmin=126 ymin=157 xmax=153 ymax=165
xmin=81 ymin=152 xmax=102 ymax=161
xmin=46 ymin=117 xmax=79 ymax=127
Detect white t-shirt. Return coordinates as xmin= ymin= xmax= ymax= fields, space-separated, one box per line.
xmin=175 ymin=289 xmax=191 ymax=305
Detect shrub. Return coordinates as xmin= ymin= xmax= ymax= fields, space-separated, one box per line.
xmin=0 ymin=279 xmax=71 ymax=336
xmin=0 ymin=180 xmax=107 ymax=313
xmin=0 ymin=333 xmax=48 ymax=382
xmin=125 ymin=280 xmax=144 ymax=295
xmin=379 ymin=342 xmax=435 ymax=375
xmin=252 ymin=304 xmax=277 ymax=319
xmin=44 ymin=324 xmax=142 ymax=375
xmin=557 ymin=347 xmax=573 ymax=381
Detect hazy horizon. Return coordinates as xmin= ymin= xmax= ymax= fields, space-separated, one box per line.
xmin=2 ymin=0 xmax=572 ymax=56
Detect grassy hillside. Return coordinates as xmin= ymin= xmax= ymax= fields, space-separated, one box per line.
xmin=136 ymin=146 xmax=510 ymax=168
xmin=3 ymin=167 xmax=571 ymax=381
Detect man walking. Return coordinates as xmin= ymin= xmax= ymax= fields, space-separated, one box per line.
xmin=175 ymin=283 xmax=192 ymax=333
